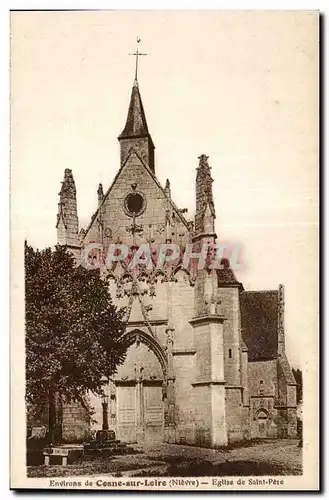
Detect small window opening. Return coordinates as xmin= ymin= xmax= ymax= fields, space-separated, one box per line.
xmin=228 ymin=349 xmax=232 ymax=358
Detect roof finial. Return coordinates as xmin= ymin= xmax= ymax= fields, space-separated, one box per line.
xmin=129 ymin=37 xmax=147 ymax=83
xmin=97 ymin=183 xmax=104 ymax=206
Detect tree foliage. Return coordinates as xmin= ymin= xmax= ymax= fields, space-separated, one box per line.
xmin=25 ymin=243 xmax=128 ymax=408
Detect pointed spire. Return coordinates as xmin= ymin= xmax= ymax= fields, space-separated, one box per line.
xmin=195 ymin=155 xmax=216 ymax=235
xmin=165 ymin=178 xmax=171 ymax=198
xmin=119 ymin=41 xmax=154 ymax=171
xmin=277 ymin=284 xmax=285 ymax=356
xmin=59 ymin=168 xmax=76 ymax=197
xmin=118 ymin=81 xmax=155 ymax=172
xmin=56 ymin=169 xmax=79 ymax=247
xmin=118 ymin=81 xmax=151 ymax=139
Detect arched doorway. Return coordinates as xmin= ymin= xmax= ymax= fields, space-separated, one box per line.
xmin=114 ymin=331 xmax=167 ymax=444
xmin=256 ymin=410 xmax=269 ymax=438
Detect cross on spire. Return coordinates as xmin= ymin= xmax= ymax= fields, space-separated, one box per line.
xmin=129 ymin=37 xmax=147 ymax=82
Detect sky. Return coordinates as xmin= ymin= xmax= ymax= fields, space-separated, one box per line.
xmin=10 ymin=10 xmax=318 ymax=368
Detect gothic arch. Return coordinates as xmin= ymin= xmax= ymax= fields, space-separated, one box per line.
xmin=137 ymin=270 xmax=150 ymax=282
xmin=151 ymin=268 xmax=169 ymax=282
xmin=107 ymin=271 xmax=118 ymax=283
xmin=256 ymin=408 xmax=270 ymax=419
xmin=172 ymin=264 xmax=196 ymax=286
xmin=255 ymin=408 xmax=270 ymax=438
xmin=122 ymin=329 xmax=168 ymax=379
xmin=120 ymin=271 xmax=134 ymax=284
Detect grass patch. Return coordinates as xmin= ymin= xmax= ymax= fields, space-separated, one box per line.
xmin=27 ymin=458 xmax=164 ymax=478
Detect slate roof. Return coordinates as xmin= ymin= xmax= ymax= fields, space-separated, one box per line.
xmin=240 ymin=290 xmax=279 ymax=361
xmin=118 ymin=80 xmax=152 ymax=141
xmin=217 ymin=258 xmax=243 ymax=288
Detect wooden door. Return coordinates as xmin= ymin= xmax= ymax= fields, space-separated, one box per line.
xmin=143 ymin=383 xmax=164 ymax=443
xmin=257 ymin=411 xmax=268 ymax=438
xmin=116 ymin=384 xmax=137 ymax=443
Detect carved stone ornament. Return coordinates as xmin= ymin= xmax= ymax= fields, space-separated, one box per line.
xmin=105 ymin=227 xmax=112 ymax=238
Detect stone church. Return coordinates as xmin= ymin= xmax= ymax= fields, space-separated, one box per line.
xmin=55 ymin=74 xmax=297 ymax=447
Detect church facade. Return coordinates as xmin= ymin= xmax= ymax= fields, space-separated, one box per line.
xmin=56 ymin=76 xmax=297 ymax=447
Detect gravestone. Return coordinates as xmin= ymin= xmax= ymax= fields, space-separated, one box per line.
xmin=31 ymin=426 xmax=47 ymax=438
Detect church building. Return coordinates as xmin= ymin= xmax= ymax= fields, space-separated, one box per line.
xmin=56 ymin=69 xmax=297 ymax=447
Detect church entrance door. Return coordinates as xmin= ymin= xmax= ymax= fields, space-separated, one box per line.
xmin=114 ymin=339 xmax=165 ymax=444
xmin=116 ymin=383 xmax=137 ymax=443
xmin=116 ymin=380 xmax=164 ymax=443
xmin=143 ymin=382 xmax=164 ymax=443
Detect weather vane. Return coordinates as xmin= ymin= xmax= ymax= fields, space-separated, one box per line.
xmin=129 ymin=37 xmax=147 ymax=82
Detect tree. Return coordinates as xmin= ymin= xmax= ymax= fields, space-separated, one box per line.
xmin=292 ymin=368 xmax=303 ymax=404
xmin=25 ymin=243 xmax=128 ymax=444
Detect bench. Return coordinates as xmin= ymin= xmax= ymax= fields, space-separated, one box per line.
xmin=43 ymin=447 xmax=69 ymax=466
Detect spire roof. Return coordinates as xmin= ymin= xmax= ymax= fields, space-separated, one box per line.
xmin=118 ymin=81 xmax=152 ymax=140
xmin=59 ymin=168 xmax=76 ymax=197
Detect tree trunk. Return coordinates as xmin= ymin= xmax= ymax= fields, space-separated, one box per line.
xmin=48 ymin=389 xmax=56 ymax=446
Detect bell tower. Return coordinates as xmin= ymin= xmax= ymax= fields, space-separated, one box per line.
xmin=118 ymin=42 xmax=155 ymax=172
xmin=118 ymin=80 xmax=155 ymax=172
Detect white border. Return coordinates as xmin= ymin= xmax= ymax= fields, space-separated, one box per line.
xmin=4 ymin=1 xmax=326 ymax=497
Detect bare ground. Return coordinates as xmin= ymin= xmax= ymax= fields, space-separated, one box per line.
xmin=27 ymin=439 xmax=302 ymax=478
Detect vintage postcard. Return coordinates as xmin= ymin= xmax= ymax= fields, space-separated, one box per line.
xmin=10 ymin=10 xmax=319 ymax=491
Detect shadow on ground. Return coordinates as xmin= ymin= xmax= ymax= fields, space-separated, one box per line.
xmin=146 ymin=458 xmax=302 ymax=477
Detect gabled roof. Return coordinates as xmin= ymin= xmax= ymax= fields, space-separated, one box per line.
xmin=278 ymin=353 xmax=297 ymax=385
xmin=82 ymin=147 xmax=190 ymax=240
xmin=118 ymin=80 xmax=153 ymax=144
xmin=240 ymin=290 xmax=279 ymax=361
xmin=217 ymin=258 xmax=243 ymax=288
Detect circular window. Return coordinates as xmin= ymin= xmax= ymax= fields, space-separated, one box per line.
xmin=124 ymin=192 xmax=146 ymax=217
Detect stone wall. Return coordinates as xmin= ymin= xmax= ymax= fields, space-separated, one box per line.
xmin=54 ymin=143 xmax=298 ymax=448
xmin=248 ymin=360 xmax=278 ymax=439
xmin=173 ymin=353 xmax=197 ymax=444
xmin=61 ymin=402 xmax=89 ymax=443
xmin=83 ymin=151 xmax=190 ymax=251
xmin=120 ymin=137 xmax=155 ymax=172
xmin=248 ymin=359 xmax=278 ymax=398
xmin=219 ymin=288 xmax=242 ymax=387
xmin=170 ymin=272 xmax=195 ymax=350
xmin=191 ymin=385 xmax=212 ymax=447
xmin=225 ymin=388 xmax=245 ymax=442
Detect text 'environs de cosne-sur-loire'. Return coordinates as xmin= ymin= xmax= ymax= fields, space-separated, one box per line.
xmin=49 ymin=478 xmax=284 ymax=489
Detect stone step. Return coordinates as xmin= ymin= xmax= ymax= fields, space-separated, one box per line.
xmin=87 ymin=439 xmax=121 ymax=446
xmin=84 ymin=440 xmax=135 ymax=457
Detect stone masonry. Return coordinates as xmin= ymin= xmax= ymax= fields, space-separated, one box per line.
xmin=55 ymin=75 xmax=297 ymax=446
